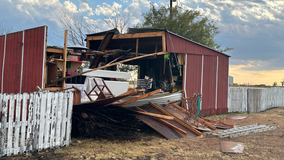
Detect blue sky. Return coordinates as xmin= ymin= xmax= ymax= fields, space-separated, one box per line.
xmin=1 ymin=0 xmax=284 ymax=85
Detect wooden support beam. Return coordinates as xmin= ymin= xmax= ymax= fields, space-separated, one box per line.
xmin=170 ymin=103 xmax=187 ymax=112
xmin=196 ymin=117 xmax=216 ymax=130
xmin=62 ymin=30 xmax=67 ymax=89
xmin=45 ymin=87 xmax=63 ymax=91
xmin=162 ymin=32 xmax=166 ymax=52
xmin=87 ymin=31 xmax=165 ymax=41
xmin=136 ymin=38 xmax=139 ymax=57
xmin=149 ymin=102 xmax=201 ymax=136
xmin=133 ymin=111 xmax=174 ymax=120
xmin=117 ymin=89 xmax=161 ymax=106
xmin=47 ymin=48 xmax=64 ymax=54
xmin=200 ymin=117 xmax=234 ymax=128
xmin=118 ymin=89 xmax=138 ymax=97
xmin=134 ymin=107 xmax=186 ymax=135
xmin=51 ymin=52 xmax=167 ymax=83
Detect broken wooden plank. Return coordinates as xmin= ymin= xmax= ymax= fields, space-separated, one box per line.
xmin=133 ymin=110 xmax=174 ymax=120
xmin=170 ymin=103 xmax=187 ymax=112
xmin=149 ymin=102 xmax=201 ymax=136
xmin=118 ymin=89 xmax=138 ymax=97
xmin=196 ymin=117 xmax=216 ymax=130
xmin=51 ymin=52 xmax=167 ymax=83
xmin=200 ymin=117 xmax=234 ymax=128
xmin=117 ymin=89 xmax=162 ymax=106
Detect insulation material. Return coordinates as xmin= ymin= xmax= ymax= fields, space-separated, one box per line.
xmin=220 ymin=141 xmax=244 ymax=153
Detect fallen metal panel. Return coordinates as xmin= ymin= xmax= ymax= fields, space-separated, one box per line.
xmin=139 ymin=105 xmax=197 ymax=139
xmin=136 ymin=115 xmax=183 ymax=140
xmin=220 ymin=141 xmax=244 ymax=153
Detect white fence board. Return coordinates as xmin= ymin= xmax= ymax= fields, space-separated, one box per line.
xmin=0 ymin=91 xmax=73 ymax=157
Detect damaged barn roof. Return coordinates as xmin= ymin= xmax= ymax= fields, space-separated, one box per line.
xmin=127 ymin=28 xmax=230 ymax=57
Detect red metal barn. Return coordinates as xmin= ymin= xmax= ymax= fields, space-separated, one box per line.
xmin=0 ymin=26 xmax=47 ymax=94
xmin=165 ymin=32 xmax=230 ymax=116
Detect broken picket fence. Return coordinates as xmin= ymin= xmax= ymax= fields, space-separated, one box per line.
xmin=0 ymin=91 xmax=73 ymax=157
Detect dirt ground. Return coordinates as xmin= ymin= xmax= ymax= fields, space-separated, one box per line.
xmin=3 ymin=107 xmax=284 ymax=160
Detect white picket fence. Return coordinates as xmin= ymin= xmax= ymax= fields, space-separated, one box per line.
xmin=0 ymin=91 xmax=73 ymax=157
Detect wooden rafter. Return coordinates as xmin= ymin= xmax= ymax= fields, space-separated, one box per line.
xmin=87 ymin=31 xmax=165 ymax=41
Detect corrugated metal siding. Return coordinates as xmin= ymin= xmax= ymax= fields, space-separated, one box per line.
xmin=217 ymin=56 xmax=229 ymax=114
xmin=201 ymin=56 xmax=217 ymax=115
xmin=166 ymin=32 xmax=225 ymax=56
xmin=21 ymin=26 xmax=46 ymax=93
xmin=3 ymin=31 xmax=23 ymax=94
xmin=185 ymin=54 xmax=202 ymax=96
xmin=0 ymin=26 xmax=46 ymax=94
xmin=166 ymin=32 xmax=229 ymax=115
xmin=0 ymin=35 xmax=5 ymax=92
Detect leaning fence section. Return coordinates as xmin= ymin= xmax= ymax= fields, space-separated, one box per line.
xmin=228 ymin=87 xmax=284 ymax=113
xmin=0 ymin=91 xmax=73 ymax=157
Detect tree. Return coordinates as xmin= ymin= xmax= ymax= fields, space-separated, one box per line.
xmin=273 ymin=82 xmax=278 ymax=87
xmin=138 ymin=5 xmax=233 ymax=52
xmin=104 ymin=7 xmax=130 ymax=34
xmin=56 ymin=7 xmax=97 ymax=46
xmin=0 ymin=21 xmax=13 ymax=35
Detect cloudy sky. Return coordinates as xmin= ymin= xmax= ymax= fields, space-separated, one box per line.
xmin=1 ymin=0 xmax=284 ymax=85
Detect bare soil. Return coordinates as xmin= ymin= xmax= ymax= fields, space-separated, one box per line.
xmin=3 ymin=107 xmax=284 ymax=160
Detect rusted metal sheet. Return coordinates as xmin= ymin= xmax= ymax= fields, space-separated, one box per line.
xmin=21 ymin=26 xmax=46 ymax=93
xmin=0 ymin=26 xmax=46 ymax=94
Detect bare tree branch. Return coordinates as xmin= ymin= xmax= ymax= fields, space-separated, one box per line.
xmin=55 ymin=7 xmax=97 ymax=46
xmin=104 ymin=7 xmax=131 ymax=33
xmin=0 ymin=21 xmax=13 ymax=35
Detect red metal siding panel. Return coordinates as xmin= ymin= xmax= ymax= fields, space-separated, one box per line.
xmin=3 ymin=31 xmax=23 ymax=94
xmin=166 ymin=32 xmax=227 ymax=57
xmin=0 ymin=35 xmax=5 ymax=92
xmin=217 ymin=56 xmax=229 ymax=112
xmin=21 ymin=26 xmax=46 ymax=93
xmin=200 ymin=56 xmax=217 ymax=115
xmin=185 ymin=54 xmax=202 ymax=98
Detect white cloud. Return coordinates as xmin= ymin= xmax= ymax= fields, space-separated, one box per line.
xmin=64 ymin=1 xmax=78 ymax=13
xmin=79 ymin=2 xmax=94 ymax=16
xmin=95 ymin=2 xmax=122 ymax=16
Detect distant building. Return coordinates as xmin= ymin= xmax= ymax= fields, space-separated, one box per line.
xmin=228 ymin=76 xmax=233 ymax=85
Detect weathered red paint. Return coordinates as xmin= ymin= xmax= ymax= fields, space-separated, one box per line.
xmin=21 ymin=26 xmax=46 ymax=93
xmin=3 ymin=31 xmax=23 ymax=94
xmin=0 ymin=26 xmax=46 ymax=94
xmin=166 ymin=32 xmax=229 ymax=115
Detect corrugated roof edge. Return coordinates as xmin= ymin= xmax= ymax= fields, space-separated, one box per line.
xmin=166 ymin=30 xmax=230 ymax=57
